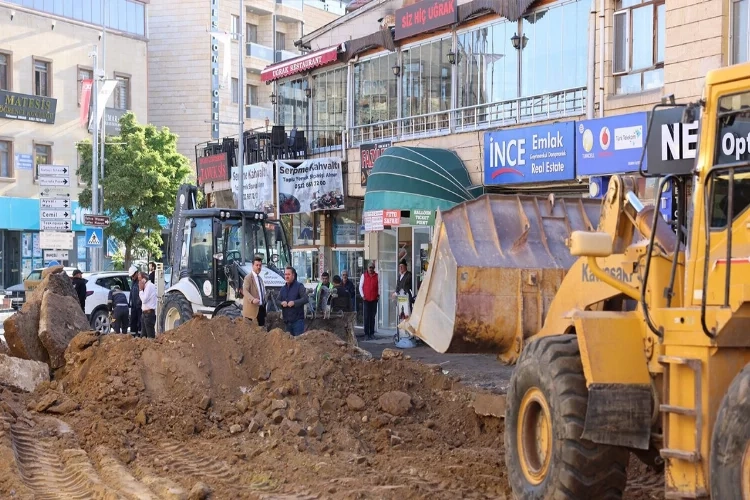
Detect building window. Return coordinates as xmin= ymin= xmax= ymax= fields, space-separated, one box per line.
xmin=19 ymin=0 xmax=145 ymax=36
xmin=232 ymin=78 xmax=239 ymax=104
xmin=246 ymin=23 xmax=258 ymax=44
xmin=733 ymin=0 xmax=749 ymax=63
xmin=231 ymin=15 xmax=240 ymax=35
xmin=312 ymin=67 xmax=346 ymax=149
xmin=114 ymin=74 xmax=130 ymax=110
xmin=33 ymin=59 xmax=51 ymax=97
xmin=278 ymin=78 xmax=308 ymax=128
xmin=0 ymin=52 xmax=9 ymax=91
xmin=0 ymin=140 xmax=11 ymax=178
xmin=332 ymin=200 xmax=364 ymax=246
xmin=613 ymin=0 xmax=665 ymax=94
xmin=35 ymin=144 xmax=52 ymax=177
xmin=402 ymin=37 xmax=452 ymax=118
xmin=77 ymin=67 xmax=93 ymax=106
xmin=354 ymin=52 xmax=398 ymax=126
xmin=276 ymin=31 xmax=286 ymax=51
xmin=246 ymin=84 xmax=258 ymax=106
xmin=289 ymin=213 xmax=320 ymax=245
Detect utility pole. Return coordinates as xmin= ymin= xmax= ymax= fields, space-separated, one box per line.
xmin=90 ymin=46 xmax=100 ymax=272
xmin=237 ymin=0 xmax=245 ymax=212
xmin=98 ymin=0 xmax=107 ymax=270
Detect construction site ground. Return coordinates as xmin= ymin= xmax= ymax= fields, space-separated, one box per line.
xmin=1 ymin=316 xmax=664 ymax=499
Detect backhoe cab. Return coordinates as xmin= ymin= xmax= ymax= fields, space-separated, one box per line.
xmin=159 ymin=200 xmax=290 ymax=332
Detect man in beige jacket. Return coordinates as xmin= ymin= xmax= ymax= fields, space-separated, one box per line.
xmin=243 ymin=256 xmax=267 ymax=326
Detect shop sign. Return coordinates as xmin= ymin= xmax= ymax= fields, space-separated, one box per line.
xmin=484 ymin=122 xmax=575 ymax=185
xmin=395 ymin=0 xmax=457 ymax=41
xmin=104 ymin=107 xmax=127 ymax=136
xmin=0 ymin=90 xmax=57 ymax=125
xmin=409 ymin=209 xmax=435 ymax=226
xmin=364 ymin=210 xmax=384 ymax=232
xmin=360 ymin=141 xmax=391 ymax=187
xmin=576 ymin=112 xmax=648 ymax=176
xmin=15 ymin=153 xmax=33 ymax=171
xmin=231 ymin=162 xmax=275 ymax=215
xmin=276 ymin=158 xmax=345 ymax=215
xmin=383 ymin=209 xmax=401 ymax=226
xmin=261 ymin=45 xmax=341 ymax=83
xmin=646 ymin=107 xmax=699 ymax=176
xmin=196 ymin=152 xmax=229 ymax=186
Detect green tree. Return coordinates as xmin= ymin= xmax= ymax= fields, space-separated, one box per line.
xmin=77 ymin=112 xmax=192 ymax=266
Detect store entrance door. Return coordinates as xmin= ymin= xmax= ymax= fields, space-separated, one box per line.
xmin=332 ymin=249 xmax=364 ymax=326
xmin=3 ymin=231 xmax=21 ymax=288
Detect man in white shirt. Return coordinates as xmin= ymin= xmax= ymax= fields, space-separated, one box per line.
xmin=139 ymin=271 xmax=158 ymax=338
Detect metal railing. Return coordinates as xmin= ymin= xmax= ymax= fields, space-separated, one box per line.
xmin=349 ymin=86 xmax=587 ymax=146
xmin=246 ymin=42 xmax=274 ymax=61
xmin=275 ymin=49 xmax=299 ymax=63
xmin=275 ymin=0 xmax=303 ymax=10
xmin=246 ymin=105 xmax=273 ymax=121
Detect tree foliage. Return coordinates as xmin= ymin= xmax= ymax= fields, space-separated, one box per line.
xmin=77 ymin=112 xmax=192 ymax=265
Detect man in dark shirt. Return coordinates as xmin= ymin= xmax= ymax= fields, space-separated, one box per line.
xmin=331 ymin=275 xmax=352 ymax=313
xmin=148 ymin=262 xmax=156 ymax=284
xmin=341 ymin=270 xmax=356 ymax=312
xmin=107 ymin=284 xmax=130 ymax=333
xmin=71 ymin=270 xmax=88 ymax=312
xmin=278 ymin=266 xmax=308 ymax=336
xmin=128 ymin=265 xmax=142 ymax=336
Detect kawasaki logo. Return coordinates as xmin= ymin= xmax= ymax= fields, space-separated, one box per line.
xmin=581 ymin=263 xmax=635 ymax=283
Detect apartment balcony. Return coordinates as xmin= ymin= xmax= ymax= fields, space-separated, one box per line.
xmin=246 ymin=105 xmax=274 ymax=122
xmin=246 ymin=42 xmax=274 ymax=73
xmin=275 ymin=49 xmax=299 ymax=63
xmin=246 ymin=0 xmax=275 ymax=16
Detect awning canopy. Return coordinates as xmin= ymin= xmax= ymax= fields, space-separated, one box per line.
xmin=261 ymin=44 xmax=344 ymax=83
xmin=364 ymin=146 xmax=483 ymax=212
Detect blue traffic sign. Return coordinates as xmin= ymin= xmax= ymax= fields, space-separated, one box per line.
xmin=85 ymin=227 xmax=103 ymax=248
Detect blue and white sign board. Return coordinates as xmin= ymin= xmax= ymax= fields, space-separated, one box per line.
xmin=85 ymin=227 xmax=103 ymax=248
xmin=484 ymin=122 xmax=576 ymax=185
xmin=576 ymin=112 xmax=649 ymax=176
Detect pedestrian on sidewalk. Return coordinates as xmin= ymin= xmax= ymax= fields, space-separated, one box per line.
xmin=71 ymin=269 xmax=88 ymax=313
xmin=359 ymin=262 xmax=379 ymax=341
xmin=107 ymin=284 xmax=130 ymax=333
xmin=242 ymin=256 xmax=267 ymax=327
xmin=128 ymin=266 xmax=142 ymax=336
xmin=279 ymin=266 xmax=308 ymax=336
xmin=138 ymin=271 xmax=157 ymax=339
xmin=341 ymin=270 xmax=356 ymax=312
xmin=148 ymin=262 xmax=156 ymax=284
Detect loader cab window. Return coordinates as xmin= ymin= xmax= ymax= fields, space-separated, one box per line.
xmin=710 ymin=91 xmax=750 ymax=229
xmin=188 ymin=218 xmax=214 ymax=276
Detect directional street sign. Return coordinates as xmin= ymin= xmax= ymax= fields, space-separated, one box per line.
xmin=39 ymin=176 xmax=71 ymax=186
xmin=39 ymin=231 xmax=74 ymax=250
xmin=85 ymin=228 xmax=103 ymax=248
xmin=41 ymin=220 xmax=71 ymax=231
xmin=44 ymin=250 xmax=69 ymax=261
xmin=38 ymin=165 xmax=71 ymax=177
xmin=40 ymin=209 xmax=70 ymax=220
xmin=40 ymin=198 xmax=71 ymax=209
xmin=84 ymin=214 xmax=110 ymax=227
xmin=40 ymin=187 xmax=71 ymax=198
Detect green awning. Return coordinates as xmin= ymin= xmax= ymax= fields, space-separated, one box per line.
xmin=363 ymin=146 xmax=483 ymax=212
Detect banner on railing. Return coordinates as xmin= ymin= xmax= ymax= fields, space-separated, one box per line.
xmin=276 ymin=158 xmax=345 ymax=215
xmin=231 ymin=162 xmax=275 ymax=215
xmin=360 ymin=141 xmax=391 ymax=187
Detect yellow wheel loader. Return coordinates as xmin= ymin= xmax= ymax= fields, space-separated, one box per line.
xmin=403 ymin=61 xmax=750 ymax=499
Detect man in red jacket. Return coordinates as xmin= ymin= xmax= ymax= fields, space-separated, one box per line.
xmin=359 ymin=262 xmax=379 ymax=341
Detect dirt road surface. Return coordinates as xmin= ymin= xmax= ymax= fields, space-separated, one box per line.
xmin=0 ymin=318 xmax=664 ymax=499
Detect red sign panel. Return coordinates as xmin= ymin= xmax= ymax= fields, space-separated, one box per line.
xmin=383 ymin=210 xmax=401 ymax=226
xmin=196 ymin=152 xmax=229 ymax=186
xmin=261 ymin=46 xmax=341 ymax=83
xmin=395 ymin=0 xmax=457 ymax=41
xmin=360 ymin=141 xmax=392 ymax=187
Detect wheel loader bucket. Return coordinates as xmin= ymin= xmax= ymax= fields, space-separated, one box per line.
xmin=401 ymin=194 xmax=601 ymax=362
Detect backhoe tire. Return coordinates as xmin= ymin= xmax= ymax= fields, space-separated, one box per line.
xmin=709 ymin=362 xmax=750 ymax=500
xmin=159 ymin=292 xmax=193 ymax=333
xmin=214 ymin=304 xmax=242 ymax=320
xmin=505 ymin=334 xmax=629 ymax=499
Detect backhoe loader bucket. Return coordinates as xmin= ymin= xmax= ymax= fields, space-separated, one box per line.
xmin=401 ymin=193 xmax=601 ymax=363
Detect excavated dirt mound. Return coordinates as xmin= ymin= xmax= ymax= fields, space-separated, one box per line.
xmin=0 ymin=316 xmax=665 ymax=499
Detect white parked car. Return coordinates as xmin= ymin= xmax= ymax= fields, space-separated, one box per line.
xmin=83 ymin=271 xmax=134 ymax=333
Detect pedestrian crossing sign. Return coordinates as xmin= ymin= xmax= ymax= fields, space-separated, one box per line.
xmin=85 ymin=227 xmax=103 ymax=248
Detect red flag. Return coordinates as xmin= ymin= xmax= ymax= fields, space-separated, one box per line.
xmin=80 ymin=79 xmax=93 ymax=127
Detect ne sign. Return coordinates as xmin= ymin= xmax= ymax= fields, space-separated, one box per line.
xmin=646 ymin=107 xmax=700 ymax=176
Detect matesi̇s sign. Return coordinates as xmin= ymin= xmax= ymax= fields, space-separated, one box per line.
xmin=395 ymin=0 xmax=457 ymax=41
xmin=196 ymin=152 xmax=229 ymax=186
xmin=0 ymin=90 xmax=58 ymax=125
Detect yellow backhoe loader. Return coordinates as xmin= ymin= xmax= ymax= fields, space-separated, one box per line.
xmin=403 ymin=61 xmax=750 ymax=498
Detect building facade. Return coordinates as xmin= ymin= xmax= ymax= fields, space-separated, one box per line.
xmin=0 ymin=0 xmax=148 ymax=289
xmin=257 ymin=0 xmax=742 ymax=331
xmin=146 ymin=0 xmax=339 ymax=167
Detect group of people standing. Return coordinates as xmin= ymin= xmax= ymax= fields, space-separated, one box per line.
xmin=107 ymin=262 xmax=158 ymax=338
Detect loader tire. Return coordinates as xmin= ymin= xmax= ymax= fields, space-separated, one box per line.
xmin=505 ymin=334 xmax=629 ymax=499
xmin=214 ymin=304 xmax=242 ymax=320
xmin=709 ymin=362 xmax=750 ymax=500
xmin=159 ymin=292 xmax=193 ymax=333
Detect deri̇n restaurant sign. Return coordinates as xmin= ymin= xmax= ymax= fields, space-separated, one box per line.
xmin=0 ymin=90 xmax=57 ymax=125
xmin=395 ymin=0 xmax=457 ymax=41
xmin=483 ymin=122 xmax=576 ymax=185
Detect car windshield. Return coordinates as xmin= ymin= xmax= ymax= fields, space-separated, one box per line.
xmin=222 ymin=216 xmax=291 ymax=270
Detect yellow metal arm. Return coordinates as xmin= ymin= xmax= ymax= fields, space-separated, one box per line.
xmin=585 ymin=255 xmax=641 ymax=301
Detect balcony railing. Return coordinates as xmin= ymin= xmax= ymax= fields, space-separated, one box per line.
xmin=246 ymin=42 xmax=274 ymax=61
xmin=275 ymin=49 xmax=299 ymax=63
xmin=246 ymin=105 xmax=273 ymax=121
xmin=275 ymin=0 xmax=303 ymax=10
xmin=350 ymin=86 xmax=587 ymax=146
